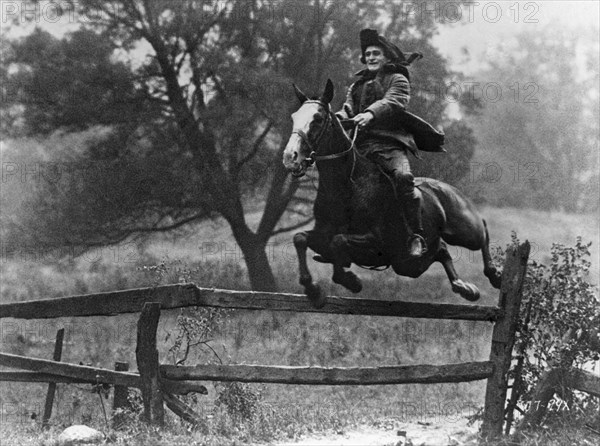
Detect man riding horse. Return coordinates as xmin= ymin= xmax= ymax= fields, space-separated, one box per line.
xmin=334 ymin=29 xmax=444 ymax=258
xmin=282 ymin=32 xmax=500 ymax=307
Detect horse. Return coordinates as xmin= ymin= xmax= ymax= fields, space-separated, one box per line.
xmin=282 ymin=79 xmax=502 ymax=308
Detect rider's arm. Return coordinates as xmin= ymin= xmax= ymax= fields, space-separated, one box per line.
xmin=335 ymin=83 xmax=356 ymax=119
xmin=365 ymin=73 xmax=410 ymax=121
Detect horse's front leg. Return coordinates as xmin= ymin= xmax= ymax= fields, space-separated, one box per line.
xmin=329 ymin=233 xmax=365 ymax=293
xmin=293 ymin=231 xmax=327 ymax=308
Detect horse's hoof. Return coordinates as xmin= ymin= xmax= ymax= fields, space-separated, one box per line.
xmin=306 ymin=283 xmax=326 ymax=308
xmin=299 ymin=274 xmax=312 ymax=287
xmin=452 ymin=279 xmax=480 ymax=302
xmin=485 ymin=268 xmax=502 ymax=289
xmin=333 ymin=271 xmax=362 ymax=293
xmin=313 ymin=255 xmax=330 ymax=264
xmin=491 ymin=276 xmax=502 ymax=289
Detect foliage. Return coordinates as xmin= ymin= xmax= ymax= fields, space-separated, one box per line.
xmin=469 ymin=26 xmax=599 ymax=212
xmin=494 ymin=234 xmax=599 ymax=433
xmin=167 ymin=307 xmax=227 ymax=366
xmin=519 ymin=237 xmax=599 ymax=370
xmin=138 ymin=258 xmax=229 ymax=365
xmin=138 ymin=258 xmax=265 ymax=428
xmin=215 ymin=382 xmax=263 ymax=421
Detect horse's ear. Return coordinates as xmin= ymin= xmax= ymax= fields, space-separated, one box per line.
xmin=322 ymin=79 xmax=334 ymax=104
xmin=293 ymin=83 xmax=308 ymax=104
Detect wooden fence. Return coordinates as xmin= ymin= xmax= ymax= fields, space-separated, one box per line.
xmin=0 ymin=241 xmax=559 ymax=441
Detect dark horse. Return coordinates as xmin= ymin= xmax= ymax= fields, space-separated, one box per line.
xmin=282 ymin=80 xmax=501 ymax=308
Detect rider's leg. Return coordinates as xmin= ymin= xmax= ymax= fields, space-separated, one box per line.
xmin=370 ymin=149 xmax=426 ymax=257
xmin=397 ymin=170 xmax=426 ymax=257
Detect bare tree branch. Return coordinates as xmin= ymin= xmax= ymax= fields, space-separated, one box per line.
xmin=271 ymin=217 xmax=314 ymax=236
xmin=118 ymin=212 xmax=207 ymax=234
xmin=235 ymin=121 xmax=274 ymax=172
xmin=286 ymin=208 xmax=311 ymax=218
xmin=208 ymin=73 xmax=228 ymax=104
xmin=289 ymin=196 xmax=315 ymax=205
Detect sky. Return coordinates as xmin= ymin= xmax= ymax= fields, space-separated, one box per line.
xmin=433 ymin=1 xmax=599 ymax=74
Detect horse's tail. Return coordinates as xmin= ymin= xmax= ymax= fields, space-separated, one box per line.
xmin=483 ymin=218 xmax=490 ymax=245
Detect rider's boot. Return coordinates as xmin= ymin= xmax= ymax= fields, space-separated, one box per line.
xmin=402 ymin=191 xmax=427 ymax=258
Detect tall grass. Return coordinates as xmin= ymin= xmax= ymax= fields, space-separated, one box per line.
xmin=1 ymin=206 xmax=598 ymax=444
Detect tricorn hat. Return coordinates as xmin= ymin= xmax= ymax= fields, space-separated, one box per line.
xmin=359 ymin=29 xmax=423 ymax=66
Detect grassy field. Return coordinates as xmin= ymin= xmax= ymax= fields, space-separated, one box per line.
xmin=0 ymin=205 xmax=598 ymax=445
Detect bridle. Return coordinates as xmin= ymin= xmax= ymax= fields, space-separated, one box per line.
xmin=291 ymin=100 xmax=357 ymax=166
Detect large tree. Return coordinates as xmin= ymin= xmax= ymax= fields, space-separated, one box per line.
xmin=3 ymin=0 xmax=367 ymax=290
xmin=2 ymin=0 xmax=477 ymax=290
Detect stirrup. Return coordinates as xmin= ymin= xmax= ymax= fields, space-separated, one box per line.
xmin=408 ymin=234 xmax=427 ymax=258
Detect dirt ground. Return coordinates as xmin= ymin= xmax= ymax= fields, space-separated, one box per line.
xmin=276 ymin=418 xmax=479 ymax=446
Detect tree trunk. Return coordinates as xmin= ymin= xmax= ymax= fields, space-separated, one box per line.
xmin=238 ymin=235 xmax=278 ymax=292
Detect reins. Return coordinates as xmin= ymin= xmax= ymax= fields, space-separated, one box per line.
xmin=291 ymin=100 xmax=358 ymax=167
xmin=310 ymin=123 xmax=358 ymax=163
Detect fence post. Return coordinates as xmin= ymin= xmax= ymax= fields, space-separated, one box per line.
xmin=112 ymin=361 xmax=131 ymax=427
xmin=136 ymin=302 xmax=164 ymax=425
xmin=481 ymin=241 xmax=530 ymax=441
xmin=42 ymin=328 xmax=65 ymax=429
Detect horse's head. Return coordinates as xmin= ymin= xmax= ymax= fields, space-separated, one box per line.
xmin=282 ymin=79 xmax=335 ymax=178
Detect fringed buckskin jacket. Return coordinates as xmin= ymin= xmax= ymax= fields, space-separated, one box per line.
xmin=336 ymin=63 xmax=445 ymax=156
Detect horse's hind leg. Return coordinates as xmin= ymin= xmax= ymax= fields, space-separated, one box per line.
xmin=481 ymin=219 xmax=502 ymax=289
xmin=293 ymin=231 xmax=326 ymax=308
xmin=435 ymin=241 xmax=480 ymax=302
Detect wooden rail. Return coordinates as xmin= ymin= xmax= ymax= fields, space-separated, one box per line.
xmin=0 ymin=372 xmax=91 ymax=385
xmin=0 ymin=356 xmax=495 ymax=387
xmin=160 ymin=361 xmax=495 ymax=385
xmin=569 ymin=368 xmax=600 ymax=398
xmin=0 ymin=352 xmax=207 ymax=395
xmin=0 ymin=352 xmax=140 ymax=387
xmin=0 ymin=284 xmax=500 ymax=321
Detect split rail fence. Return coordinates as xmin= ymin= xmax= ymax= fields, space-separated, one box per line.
xmin=4 ymin=242 xmax=588 ymax=441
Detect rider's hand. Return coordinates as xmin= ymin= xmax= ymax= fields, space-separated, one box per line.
xmin=353 ymin=111 xmax=374 ymax=129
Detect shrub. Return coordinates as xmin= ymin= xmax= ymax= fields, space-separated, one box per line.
xmin=495 ymin=234 xmax=599 ymax=435
xmin=215 ymin=382 xmax=263 ymax=421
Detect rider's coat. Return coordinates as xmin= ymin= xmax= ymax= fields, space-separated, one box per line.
xmin=336 ymin=63 xmax=445 ymax=155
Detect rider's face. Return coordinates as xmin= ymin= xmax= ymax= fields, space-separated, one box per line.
xmin=365 ymin=45 xmax=389 ymax=72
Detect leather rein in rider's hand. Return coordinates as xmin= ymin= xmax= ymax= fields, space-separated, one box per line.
xmin=309 ymin=120 xmax=358 ymax=163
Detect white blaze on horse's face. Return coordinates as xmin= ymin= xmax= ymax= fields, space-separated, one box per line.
xmin=283 ymin=101 xmax=325 ymax=177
